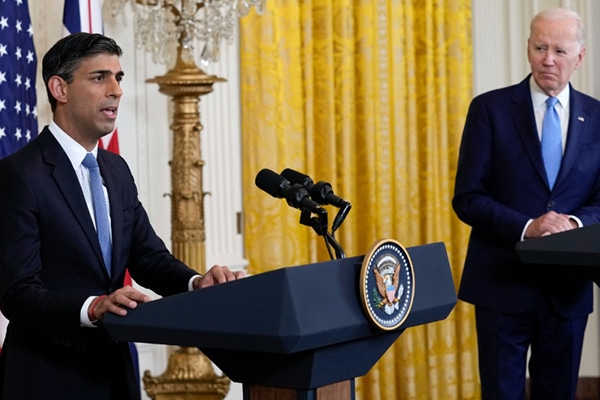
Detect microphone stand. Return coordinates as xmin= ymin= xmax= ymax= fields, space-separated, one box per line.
xmin=299 ymin=209 xmax=346 ymax=260
xmin=331 ymin=202 xmax=352 ymax=233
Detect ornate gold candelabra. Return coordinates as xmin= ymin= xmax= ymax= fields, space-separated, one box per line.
xmin=142 ymin=31 xmax=229 ymax=400
xmin=145 ymin=36 xmax=224 ymax=274
xmin=103 ymin=0 xmax=266 ymax=399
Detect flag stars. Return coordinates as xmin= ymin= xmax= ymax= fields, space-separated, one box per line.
xmin=1 ymin=0 xmax=39 ymax=154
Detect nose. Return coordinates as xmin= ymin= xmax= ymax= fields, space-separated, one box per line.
xmin=542 ymin=52 xmax=555 ymax=66
xmin=108 ymin=77 xmax=123 ymax=98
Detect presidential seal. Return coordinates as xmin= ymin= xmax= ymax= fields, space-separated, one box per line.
xmin=359 ymin=239 xmax=415 ymax=330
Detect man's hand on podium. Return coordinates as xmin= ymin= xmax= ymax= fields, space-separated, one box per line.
xmin=192 ymin=265 xmax=245 ymax=290
xmin=524 ymin=211 xmax=578 ymax=239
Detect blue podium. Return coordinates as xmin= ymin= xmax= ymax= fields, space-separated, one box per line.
xmin=516 ymin=223 xmax=600 ymax=284
xmin=104 ymin=242 xmax=456 ymax=400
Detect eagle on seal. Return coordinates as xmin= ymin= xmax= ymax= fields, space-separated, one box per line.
xmin=374 ymin=262 xmax=403 ymax=315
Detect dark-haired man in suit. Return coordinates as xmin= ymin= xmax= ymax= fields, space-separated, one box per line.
xmin=0 ymin=32 xmax=243 ymax=399
xmin=453 ymin=7 xmax=600 ymax=400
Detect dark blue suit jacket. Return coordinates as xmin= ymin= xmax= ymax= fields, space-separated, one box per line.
xmin=453 ymin=76 xmax=600 ymax=318
xmin=0 ymin=127 xmax=198 ymax=399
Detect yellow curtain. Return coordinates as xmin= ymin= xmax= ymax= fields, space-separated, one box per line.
xmin=240 ymin=0 xmax=479 ymax=398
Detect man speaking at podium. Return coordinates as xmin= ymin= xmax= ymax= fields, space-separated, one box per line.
xmin=453 ymin=8 xmax=600 ymax=400
xmin=0 ymin=33 xmax=243 ymax=399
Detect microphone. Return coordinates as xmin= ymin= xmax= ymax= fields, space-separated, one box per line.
xmin=255 ymin=169 xmax=323 ymax=214
xmin=280 ymin=168 xmax=351 ymax=232
xmin=280 ymin=168 xmax=348 ymax=208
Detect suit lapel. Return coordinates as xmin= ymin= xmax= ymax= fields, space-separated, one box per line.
xmin=39 ymin=130 xmax=110 ymax=279
xmin=557 ymin=88 xmax=589 ymax=188
xmin=97 ymin=151 xmax=123 ymax=282
xmin=510 ymin=78 xmax=548 ymax=186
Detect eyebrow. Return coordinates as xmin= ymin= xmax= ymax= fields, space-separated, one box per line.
xmin=89 ymin=70 xmax=125 ymax=79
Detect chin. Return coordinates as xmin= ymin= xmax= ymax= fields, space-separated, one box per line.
xmin=100 ymin=125 xmax=116 ymax=136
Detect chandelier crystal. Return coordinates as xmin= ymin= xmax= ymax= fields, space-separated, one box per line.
xmin=103 ymin=0 xmax=266 ymax=66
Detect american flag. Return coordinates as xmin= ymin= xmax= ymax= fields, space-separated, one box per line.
xmin=0 ymin=0 xmax=37 ymax=353
xmin=0 ymin=0 xmax=38 ymax=158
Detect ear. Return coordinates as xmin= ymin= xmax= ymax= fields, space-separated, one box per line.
xmin=574 ymin=46 xmax=586 ymax=70
xmin=47 ymin=76 xmax=68 ymax=105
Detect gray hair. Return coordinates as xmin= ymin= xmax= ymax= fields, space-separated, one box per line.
xmin=530 ymin=7 xmax=585 ymax=47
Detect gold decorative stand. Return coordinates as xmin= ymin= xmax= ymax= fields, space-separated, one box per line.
xmin=144 ymin=348 xmax=229 ymax=400
xmin=141 ymin=30 xmax=230 ymax=400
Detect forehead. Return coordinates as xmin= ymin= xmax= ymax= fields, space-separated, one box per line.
xmin=530 ymin=18 xmax=580 ymax=47
xmin=75 ymin=53 xmax=123 ymax=74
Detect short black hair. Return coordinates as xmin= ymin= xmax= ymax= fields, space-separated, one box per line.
xmin=42 ymin=33 xmax=123 ymax=112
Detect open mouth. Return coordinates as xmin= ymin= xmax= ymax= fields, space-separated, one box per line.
xmin=101 ymin=107 xmax=118 ymax=119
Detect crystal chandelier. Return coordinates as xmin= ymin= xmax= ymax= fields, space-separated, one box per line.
xmin=103 ymin=0 xmax=266 ymax=66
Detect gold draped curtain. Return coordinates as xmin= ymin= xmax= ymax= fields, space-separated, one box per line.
xmin=240 ymin=0 xmax=479 ymax=398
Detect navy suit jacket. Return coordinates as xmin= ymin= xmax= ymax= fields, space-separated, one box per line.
xmin=0 ymin=128 xmax=198 ymax=399
xmin=453 ymin=76 xmax=600 ymax=318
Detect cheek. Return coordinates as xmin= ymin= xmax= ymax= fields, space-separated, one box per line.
xmin=72 ymin=92 xmax=97 ymax=110
xmin=528 ymin=53 xmax=543 ymax=67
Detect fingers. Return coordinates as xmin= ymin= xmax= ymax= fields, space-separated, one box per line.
xmin=526 ymin=211 xmax=577 ymax=238
xmin=542 ymin=213 xmax=575 ymax=233
xmin=92 ymin=286 xmax=152 ymax=320
xmin=194 ymin=265 xmax=245 ymax=289
xmin=233 ymin=270 xmax=245 ymax=279
xmin=208 ymin=264 xmax=245 ymax=283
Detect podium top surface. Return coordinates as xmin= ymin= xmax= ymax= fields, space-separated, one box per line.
xmin=516 ymin=223 xmax=600 ymax=267
xmin=104 ymin=242 xmax=456 ymax=354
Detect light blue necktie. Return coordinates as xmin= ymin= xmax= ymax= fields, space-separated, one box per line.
xmin=541 ymin=97 xmax=562 ymax=190
xmin=82 ymin=153 xmax=112 ymax=277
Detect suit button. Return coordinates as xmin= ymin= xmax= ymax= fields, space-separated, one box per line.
xmin=547 ymin=200 xmax=555 ymax=208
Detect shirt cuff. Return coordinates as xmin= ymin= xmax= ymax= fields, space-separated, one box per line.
xmin=80 ymin=296 xmax=98 ymax=327
xmin=569 ymin=215 xmax=583 ymax=228
xmin=188 ymin=275 xmax=202 ymax=291
xmin=521 ymin=219 xmax=533 ymax=241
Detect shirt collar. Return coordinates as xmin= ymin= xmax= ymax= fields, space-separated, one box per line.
xmin=48 ymin=121 xmax=99 ymax=169
xmin=529 ymin=76 xmax=570 ymax=110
